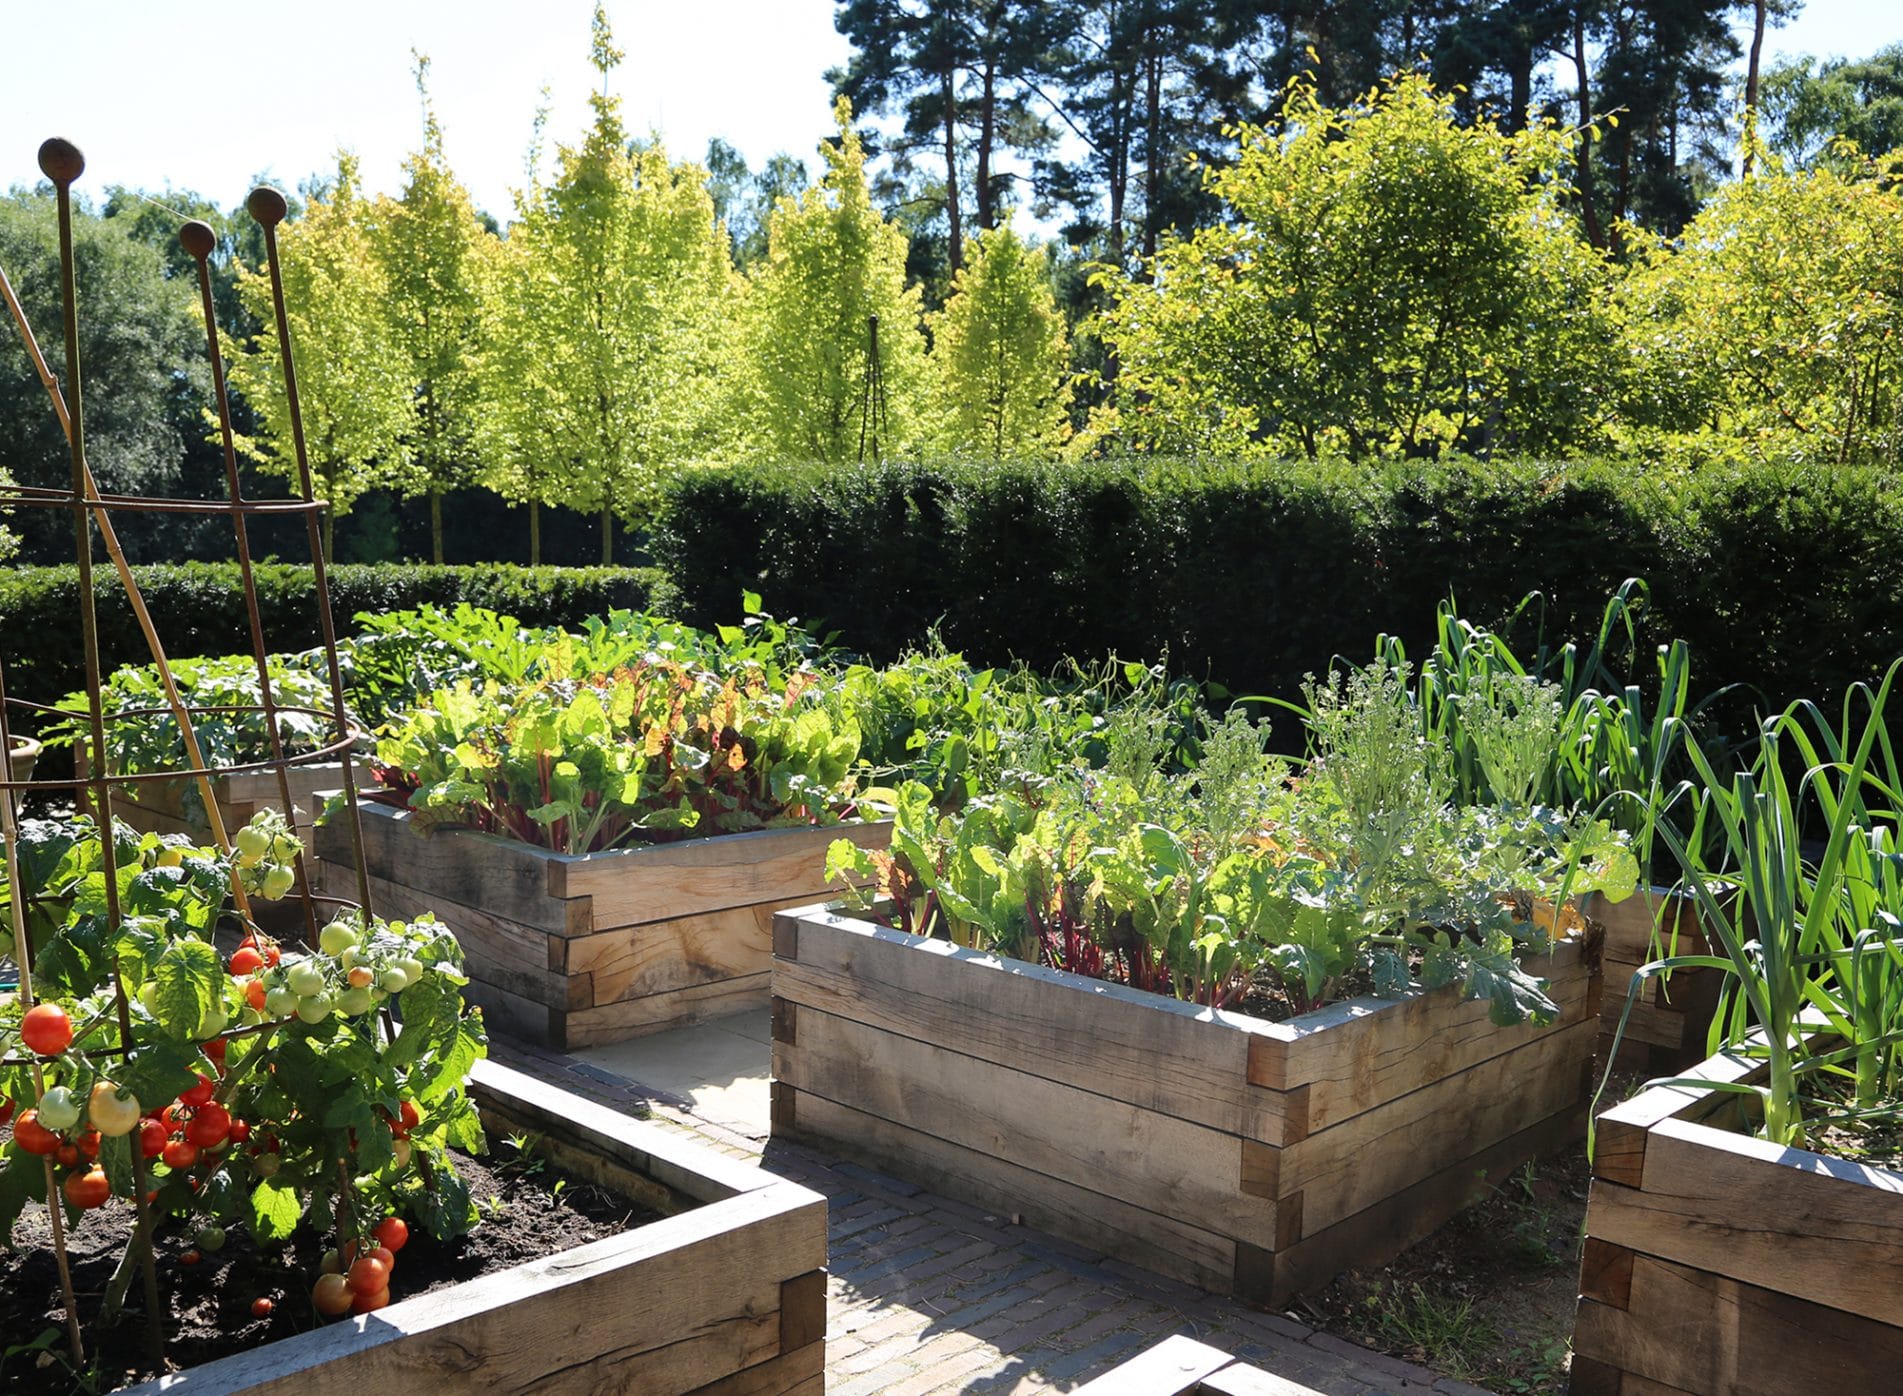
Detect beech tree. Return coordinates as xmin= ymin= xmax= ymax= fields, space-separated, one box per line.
xmin=1086 ymin=74 xmax=1614 ymax=459
xmin=929 ymin=218 xmax=1069 ymax=455
xmin=231 ymin=154 xmax=411 ymax=562
xmin=483 ymin=6 xmax=735 ymax=563
xmin=737 ymin=97 xmax=932 ymax=462
xmin=374 ymin=54 xmax=501 ymax=563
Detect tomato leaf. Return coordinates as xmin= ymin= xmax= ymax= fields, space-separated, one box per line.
xmin=250 ymin=1178 xmax=302 ymax=1243
xmin=151 ymin=940 xmax=222 ymax=1039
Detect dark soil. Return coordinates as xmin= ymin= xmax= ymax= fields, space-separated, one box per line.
xmin=0 ymin=1137 xmax=665 ymax=1394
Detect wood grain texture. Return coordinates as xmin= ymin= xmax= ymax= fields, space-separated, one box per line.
xmin=1573 ymin=1250 xmax=1903 ymax=1396
xmin=786 ymin=1087 xmax=1239 ymax=1294
xmin=563 ymin=973 xmax=772 ymax=1047
xmin=1586 ymin=1116 xmax=1903 ymax=1324
xmin=568 ymin=898 xmax=810 ymax=1004
xmin=547 ymin=819 xmax=890 ymax=926
xmin=774 ymin=1004 xmax=1286 ymax=1248
xmin=684 ymin=1342 xmax=824 ymax=1396
xmin=117 ymin=1063 xmax=827 ymax=1396
xmin=773 ymin=910 xmax=1291 ymax=1144
xmin=1579 ymin=1236 xmax=1635 ymax=1310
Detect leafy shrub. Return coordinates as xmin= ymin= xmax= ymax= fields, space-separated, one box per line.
xmin=0 ymin=563 xmax=669 ymax=739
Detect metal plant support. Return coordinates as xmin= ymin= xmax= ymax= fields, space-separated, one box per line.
xmin=0 ymin=138 xmax=380 ymax=1365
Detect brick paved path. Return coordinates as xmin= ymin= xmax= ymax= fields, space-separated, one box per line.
xmin=492 ymin=1035 xmax=1496 ymax=1396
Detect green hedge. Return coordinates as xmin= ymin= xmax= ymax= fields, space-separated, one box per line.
xmin=653 ymin=455 xmax=1903 ymax=721
xmin=0 ymin=562 xmax=670 ymax=728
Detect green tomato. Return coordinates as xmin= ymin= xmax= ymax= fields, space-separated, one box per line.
xmin=271 ymin=834 xmax=302 ymax=862
xmin=253 ymin=1154 xmax=281 ymax=1179
xmin=337 ymin=987 xmax=374 ymax=1017
xmin=139 ymin=983 xmax=162 ymax=1017
xmin=376 ymin=966 xmax=409 ymax=994
xmin=196 ymin=1225 xmax=226 ymax=1253
xmin=286 ymin=961 xmax=326 ymax=997
xmin=319 ymin=921 xmax=359 ymax=957
xmin=37 ymin=1086 xmax=82 ymax=1131
xmin=198 ymin=1006 xmax=229 ymax=1039
xmin=260 ymin=865 xmax=296 ymax=900
xmin=235 ymin=826 xmax=271 ymax=861
xmin=395 ymin=957 xmax=426 ymax=987
xmin=264 ymin=986 xmax=300 ymax=1018
xmin=295 ymin=993 xmax=333 ymax=1025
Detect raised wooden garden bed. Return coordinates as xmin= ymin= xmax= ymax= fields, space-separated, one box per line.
xmin=1072 ymin=1334 xmax=1321 ymax=1395
xmin=77 ymin=752 xmax=371 ymax=853
xmin=1584 ymin=888 xmax=1724 ymax=1074
xmin=314 ymin=800 xmax=890 ymax=1049
xmin=1571 ymin=1041 xmax=1903 ymax=1396
xmin=125 ymin=1057 xmax=828 ymax=1395
xmin=769 ymin=904 xmax=1602 ymax=1306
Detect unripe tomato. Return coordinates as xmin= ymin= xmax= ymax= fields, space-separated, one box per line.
xmin=230 ymin=946 xmax=265 ymax=977
xmin=336 ymin=987 xmax=373 ymax=1017
xmin=155 ymin=845 xmax=186 ymax=869
xmin=264 ymin=986 xmax=299 ymax=1018
xmin=261 ymin=865 xmax=296 ymax=900
xmin=286 ymin=961 xmax=326 ymax=997
xmin=318 ymin=922 xmax=359 ymax=957
xmin=36 ymin=1086 xmax=82 ymax=1132
xmin=197 ymin=1225 xmax=227 ymax=1253
xmin=179 ymin=1075 xmax=216 ymax=1108
xmin=395 ymin=958 xmax=425 ymax=988
xmin=138 ymin=1119 xmax=167 ymax=1160
xmin=12 ymin=1113 xmax=46 ymax=1152
xmin=372 ymin=1216 xmax=408 ymax=1253
xmin=252 ymin=1153 xmax=281 ymax=1179
xmin=88 ymin=1082 xmax=142 ymax=1138
xmin=235 ymin=825 xmax=271 ymax=863
xmin=63 ymin=1166 xmax=110 ymax=1209
xmin=350 ymin=1285 xmax=390 ymax=1314
xmin=161 ymin=1138 xmax=199 ymax=1170
xmin=312 ymin=1273 xmax=352 ymax=1316
xmin=295 ymin=994 xmax=333 ymax=1025
xmin=21 ymin=1003 xmax=73 ymax=1056
xmin=198 ymin=1005 xmax=230 ymax=1039
xmin=345 ymin=1255 xmax=389 ymax=1294
xmin=390 ymin=1138 xmax=413 ymax=1169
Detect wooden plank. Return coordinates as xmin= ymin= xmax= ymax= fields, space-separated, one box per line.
xmin=332 ymin=868 xmax=578 ymax=1010
xmin=1259 ymin=1105 xmax=1584 ymax=1306
xmin=547 ymin=819 xmax=891 ymax=927
xmin=1579 ymin=1236 xmax=1635 ymax=1309
xmin=569 ymin=898 xmax=806 ymax=1004
xmin=1247 ymin=939 xmax=1595 ymax=1132
xmin=1069 ymin=1336 xmax=1236 ymax=1395
xmin=1198 ymin=1364 xmax=1329 ymax=1396
xmin=127 ymin=1162 xmax=820 ymax=1396
xmin=1275 ymin=1017 xmax=1595 ymax=1236
xmin=563 ymin=973 xmax=773 ymax=1047
xmin=1585 ymin=1115 xmax=1903 ymax=1324
xmin=1588 ymin=1048 xmax=1760 ymax=1187
xmin=773 ymin=910 xmax=1293 ymax=1144
xmin=470 ymin=1060 xmax=784 ymax=1205
xmin=685 ymin=1341 xmax=824 ymax=1396
xmin=776 ymin=1005 xmax=1286 ymax=1248
xmin=785 ymin=1086 xmax=1238 ymax=1294
xmin=316 ymin=802 xmax=585 ymax=935
xmin=779 ymin=1269 xmax=827 ymax=1353
xmin=1573 ymin=1251 xmax=1903 ymax=1396
xmin=460 ymin=976 xmax=558 ymax=1049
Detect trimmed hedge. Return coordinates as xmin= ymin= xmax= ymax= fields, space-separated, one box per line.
xmin=653 ymin=455 xmax=1903 ymax=720
xmin=0 ymin=562 xmax=670 ymax=729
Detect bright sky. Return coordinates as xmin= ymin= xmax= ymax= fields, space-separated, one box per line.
xmin=0 ymin=0 xmax=1898 ymax=221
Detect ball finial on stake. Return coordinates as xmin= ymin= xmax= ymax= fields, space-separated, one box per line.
xmin=37 ymin=138 xmax=84 ymax=185
xmin=178 ymin=221 xmax=218 ymax=261
xmin=246 ymin=186 xmax=289 ymax=228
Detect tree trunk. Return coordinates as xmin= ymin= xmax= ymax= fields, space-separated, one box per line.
xmin=976 ymin=59 xmax=997 ymax=232
xmin=430 ymin=488 xmax=444 ymax=565
xmin=1571 ymin=14 xmax=1607 ymax=250
xmin=601 ymin=502 xmax=614 ymax=565
xmin=1509 ymin=41 xmax=1532 ymax=131
xmin=942 ymin=59 xmax=963 ymax=271
xmin=1142 ymin=39 xmax=1162 ymax=267
xmin=529 ymin=499 xmax=541 ymax=567
xmin=1743 ymin=0 xmax=1768 ymax=175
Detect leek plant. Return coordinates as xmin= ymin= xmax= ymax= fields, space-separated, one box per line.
xmin=1629 ymin=661 xmax=1903 ymax=1148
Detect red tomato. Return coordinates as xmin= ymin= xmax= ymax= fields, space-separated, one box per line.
xmin=264 ymin=945 xmax=281 ymax=967
xmin=349 ymin=1285 xmax=390 ymax=1315
xmin=179 ymin=1249 xmax=202 ymax=1267
xmin=311 ymin=1273 xmax=352 ymax=1316
xmin=161 ymin=1139 xmax=199 ymax=1170
xmin=138 ymin=1119 xmax=167 ymax=1159
xmin=228 ymin=1118 xmax=251 ymax=1144
xmin=62 ymin=1165 xmax=109 ymax=1209
xmin=250 ymin=1296 xmax=275 ymax=1318
xmin=203 ymin=1037 xmax=227 ymax=1063
xmin=74 ymin=1129 xmax=100 ymax=1161
xmin=179 ymin=1075 xmax=216 ymax=1108
xmin=20 ymin=1004 xmax=73 ymax=1056
xmin=12 ymin=1111 xmax=61 ymax=1155
xmin=372 ymin=1216 xmax=409 ymax=1253
xmin=345 ymin=1256 xmax=389 ymax=1295
xmin=367 ymin=1245 xmax=396 ymax=1273
xmin=55 ymin=1144 xmax=80 ymax=1168
xmin=229 ymin=947 xmax=265 ymax=976
xmin=186 ymin=1104 xmax=231 ymax=1149
xmin=0 ymin=1097 xmax=13 ymax=1128
xmin=244 ymin=980 xmax=268 ymax=1012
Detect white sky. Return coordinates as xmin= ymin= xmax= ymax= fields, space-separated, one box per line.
xmin=0 ymin=0 xmax=1898 ymax=223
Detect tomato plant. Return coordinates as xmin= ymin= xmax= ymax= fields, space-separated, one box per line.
xmin=0 ymin=808 xmax=488 ymax=1350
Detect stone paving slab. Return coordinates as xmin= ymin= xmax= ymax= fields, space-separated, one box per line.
xmin=490 ymin=1033 xmax=1496 ymax=1396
